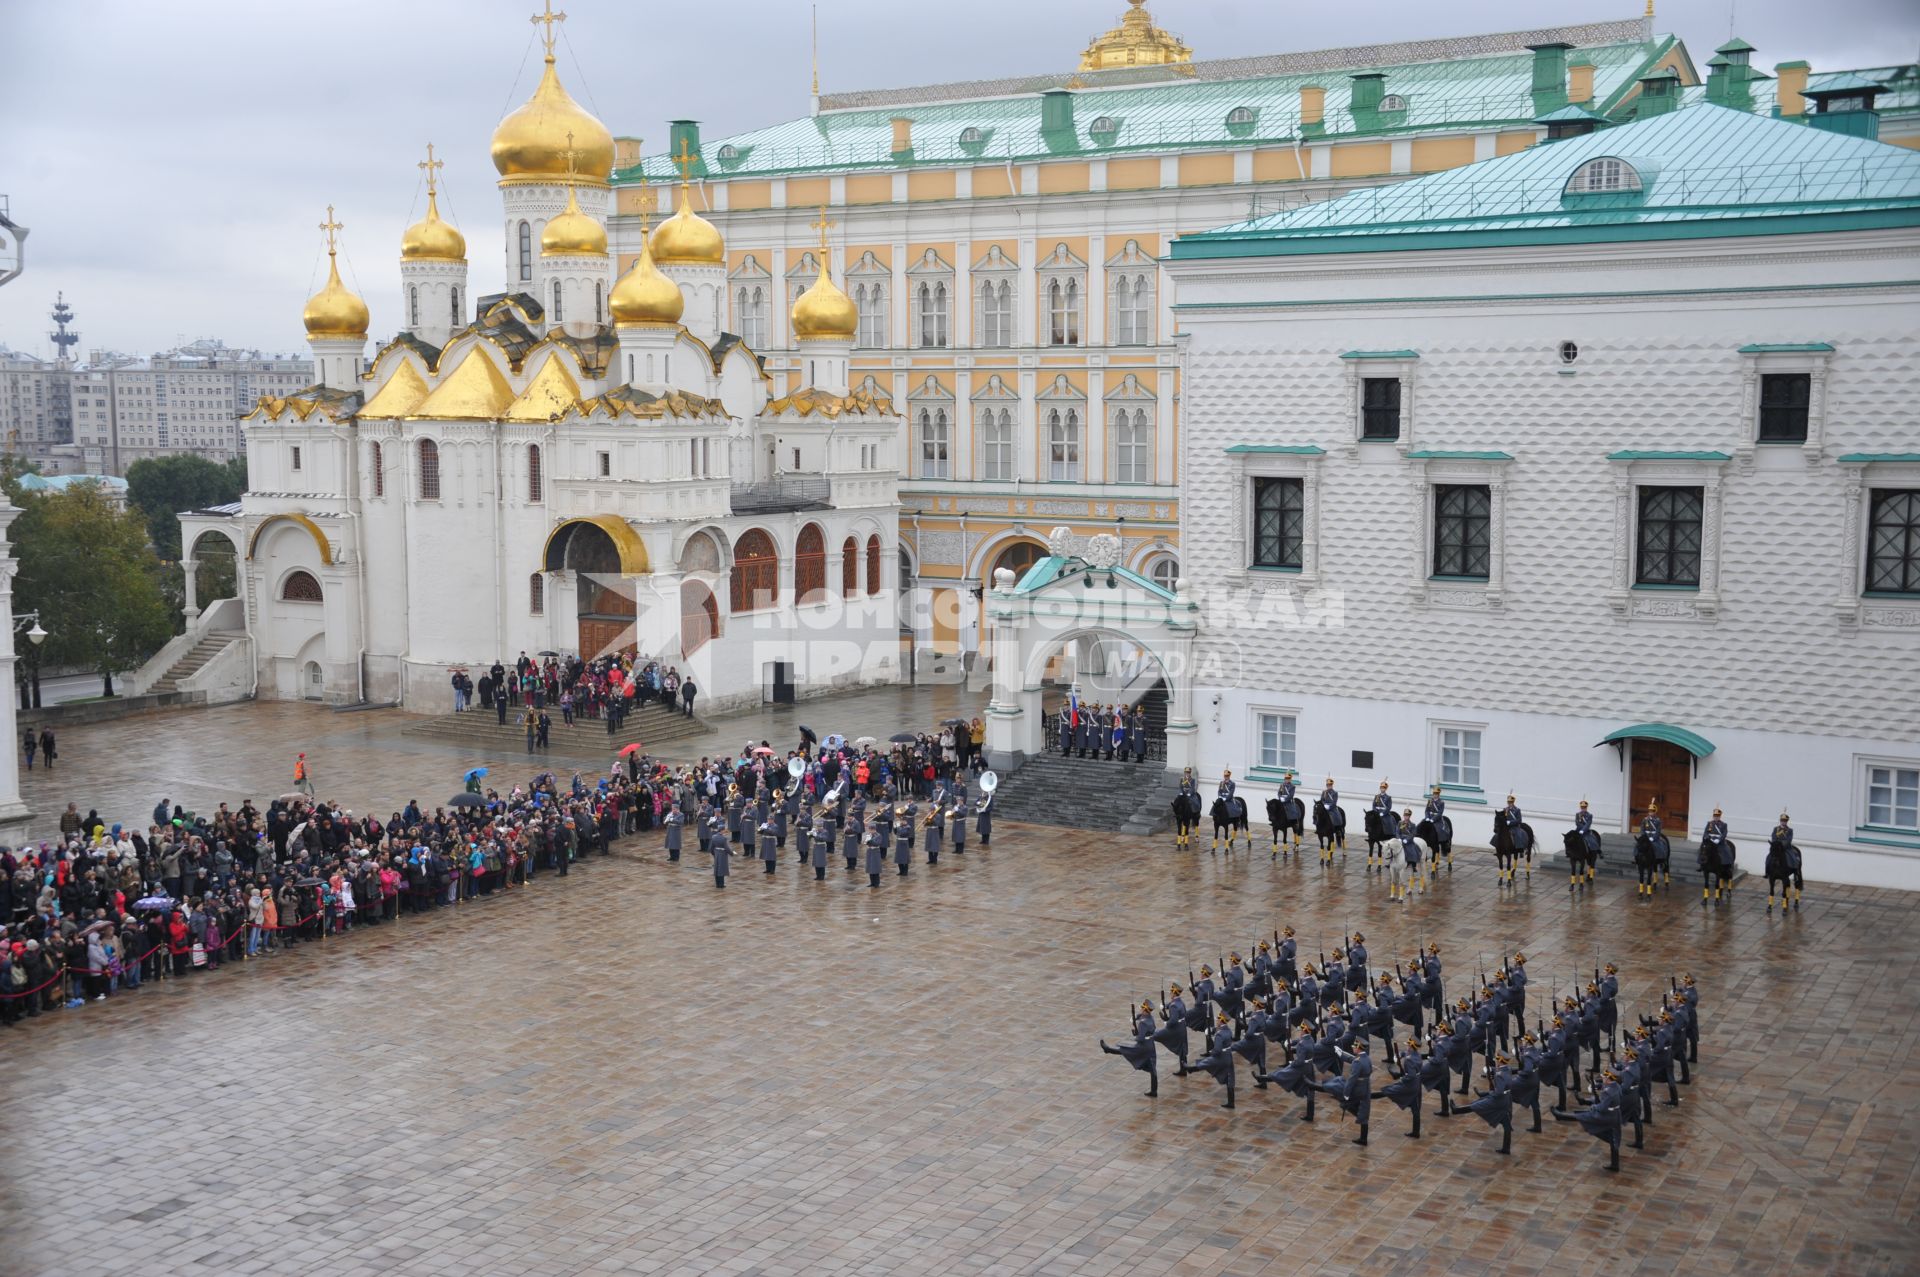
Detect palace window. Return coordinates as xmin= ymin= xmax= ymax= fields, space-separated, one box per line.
xmin=916 ymin=281 xmax=949 ymax=349
xmin=1112 ymin=408 xmax=1151 ymax=484
xmin=865 ymin=534 xmax=882 ymax=596
xmin=730 ymin=528 xmax=778 ymax=613
xmin=842 ymin=535 xmax=859 ymax=597
xmin=1432 ymin=484 xmax=1491 ymax=579
xmin=1252 ymin=477 xmax=1304 ymax=569
xmin=795 ymin=523 xmax=827 ymax=603
xmin=281 ymin=570 xmax=323 ymax=603
xmin=529 ymin=573 xmax=545 ymax=615
xmin=736 ymin=286 xmax=768 ymax=347
xmin=979 ymin=408 xmax=1013 ymax=481
xmin=1868 ymin=490 xmax=1920 ymax=595
xmin=918 ymin=408 xmax=951 ymax=478
xmin=1636 ymin=486 xmax=1703 ymax=586
xmin=418 ymin=439 xmax=440 ymax=500
xmin=517 ymin=221 xmax=532 ymax=281
xmin=1437 ymin=726 xmax=1482 ymax=789
xmin=855 ymin=282 xmax=887 ymax=348
xmin=369 ymin=441 xmax=384 ymax=497
xmin=1047 ymin=408 xmax=1081 ymax=481
xmin=1757 ymin=372 xmax=1811 ymax=443
xmin=1145 ymin=555 xmax=1179 ymax=592
xmin=1113 ymin=274 xmax=1152 ymax=345
xmin=527 ymin=444 xmax=543 ymax=503
xmin=1866 ymin=763 xmax=1920 ymax=832
xmin=1256 ymin=712 xmax=1297 ymax=771
xmin=1361 ymin=378 xmax=1401 ymax=440
xmin=1048 ymin=278 xmax=1081 ymax=347
xmin=979 ymin=279 xmax=1014 ymax=348
xmin=1566 ymin=157 xmax=1642 ymax=193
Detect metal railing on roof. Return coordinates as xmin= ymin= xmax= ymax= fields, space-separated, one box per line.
xmin=730 ymin=476 xmax=832 ymax=513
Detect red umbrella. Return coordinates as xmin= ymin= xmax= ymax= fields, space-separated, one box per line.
xmin=752 ymin=746 xmax=776 ymax=756
xmin=618 ymin=743 xmax=645 ymax=757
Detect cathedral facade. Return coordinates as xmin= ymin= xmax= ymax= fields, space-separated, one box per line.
xmin=181 ymin=12 xmax=903 ymax=713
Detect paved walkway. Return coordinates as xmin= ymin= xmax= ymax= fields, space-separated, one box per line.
xmin=3 ymin=700 xmax=1916 ymax=1275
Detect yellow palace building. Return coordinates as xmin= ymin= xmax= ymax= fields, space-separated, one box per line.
xmin=605 ymin=4 xmax=1911 ymax=668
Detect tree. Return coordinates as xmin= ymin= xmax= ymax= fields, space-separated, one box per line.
xmin=125 ymin=454 xmax=246 ymax=559
xmin=12 ymin=482 xmax=176 ymax=696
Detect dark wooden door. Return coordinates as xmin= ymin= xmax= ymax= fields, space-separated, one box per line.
xmin=1629 ymin=740 xmax=1691 ymax=837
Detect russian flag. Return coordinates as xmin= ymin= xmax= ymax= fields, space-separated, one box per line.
xmin=1068 ymin=689 xmax=1080 ymax=728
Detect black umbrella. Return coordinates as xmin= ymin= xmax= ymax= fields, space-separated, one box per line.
xmin=538 ymin=650 xmax=559 ymax=657
xmin=889 ymin=732 xmax=917 ymax=745
xmin=448 ymin=793 xmax=486 ymax=808
xmin=941 ymin=718 xmax=970 ymax=729
xmin=798 ymin=725 xmax=817 ymax=741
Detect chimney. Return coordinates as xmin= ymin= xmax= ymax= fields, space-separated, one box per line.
xmin=891 ymin=117 xmax=914 ymax=156
xmin=1349 ymin=72 xmax=1384 ymax=119
xmin=1568 ymin=57 xmax=1596 ymax=104
xmin=1635 ymin=69 xmax=1680 ymax=118
xmin=1805 ymin=79 xmax=1883 ymax=140
xmin=1704 ymin=53 xmax=1731 ymax=105
xmin=1299 ymin=84 xmax=1326 ymax=130
xmin=668 ymin=120 xmax=703 ymax=169
xmin=1775 ymin=61 xmax=1810 ymax=116
xmin=613 ymin=137 xmax=642 ymax=167
xmin=1528 ymin=42 xmax=1573 ymax=115
xmin=1041 ymin=89 xmax=1075 ymax=135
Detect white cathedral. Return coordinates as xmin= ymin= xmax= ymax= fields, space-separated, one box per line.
xmin=182 ymin=21 xmax=904 ymax=713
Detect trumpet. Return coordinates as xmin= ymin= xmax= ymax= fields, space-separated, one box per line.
xmin=923 ymin=809 xmax=941 ymax=829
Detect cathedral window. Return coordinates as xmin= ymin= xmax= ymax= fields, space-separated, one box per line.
xmin=595 ymin=281 xmax=605 ymax=324
xmin=842 ymin=536 xmax=859 ymax=597
xmin=528 ymin=444 xmax=543 ymax=503
xmin=979 ymin=279 xmax=1014 ymax=348
xmin=280 ymin=570 xmax=323 ymax=603
xmin=730 ymin=529 xmax=778 ymax=613
xmin=979 ymin=408 xmax=1013 ymax=481
xmin=408 ymin=286 xmax=419 ymax=328
xmin=451 ymin=287 xmax=461 ymax=325
xmin=916 ymin=281 xmax=949 ymax=349
xmin=518 ymin=221 xmax=532 ymax=281
xmin=795 ymin=523 xmax=827 ymax=604
xmin=865 ymin=534 xmax=882 ymax=596
xmin=1047 ymin=408 xmax=1081 ymax=481
xmin=529 ymin=573 xmax=545 ymax=615
xmin=418 ymin=438 xmax=440 ymax=500
xmin=552 ymin=279 xmax=564 ymax=323
xmin=369 ymin=441 xmax=384 ymax=497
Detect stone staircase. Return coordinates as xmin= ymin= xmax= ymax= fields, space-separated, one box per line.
xmin=401 ymin=700 xmax=713 ymax=761
xmin=985 ymin=752 xmax=1181 ymax=834
xmin=146 ymin=632 xmax=242 ymax=694
xmin=1536 ymin=831 xmax=1748 ymax=884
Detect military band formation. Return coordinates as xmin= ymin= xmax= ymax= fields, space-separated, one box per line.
xmin=1166 ymin=768 xmax=1809 ymax=912
xmin=1099 ymin=932 xmax=1704 ymax=1173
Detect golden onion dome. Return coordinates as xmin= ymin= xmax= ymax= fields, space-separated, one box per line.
xmin=400 ymin=191 xmax=467 ymax=261
xmin=791 ymin=259 xmax=856 ymax=341
xmin=490 ymin=56 xmax=614 ymax=182
xmin=609 ymin=243 xmax=685 ymax=328
xmin=303 ymin=254 xmax=369 ymax=339
xmin=540 ymin=185 xmax=607 ymax=256
xmin=649 ymin=183 xmax=725 ymax=265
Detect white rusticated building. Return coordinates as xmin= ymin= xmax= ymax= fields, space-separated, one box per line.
xmin=164 ymin=12 xmax=903 ymax=713
xmin=1163 ymin=93 xmax=1920 ymax=888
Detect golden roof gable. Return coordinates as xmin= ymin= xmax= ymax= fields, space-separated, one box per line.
xmin=359 ymin=360 xmax=431 ymax=418
xmin=505 ymin=354 xmax=584 ymax=422
xmin=412 ymin=347 xmax=515 ymax=420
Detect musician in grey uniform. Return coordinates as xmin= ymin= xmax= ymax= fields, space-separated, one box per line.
xmin=975 ymin=788 xmax=994 ymax=847
xmin=893 ymin=803 xmax=915 ymax=876
xmin=796 ymin=808 xmax=815 ymax=875
xmin=924 ymin=799 xmax=945 ymax=864
xmin=773 ymin=790 xmax=790 ymax=852
xmin=864 ymin=829 xmax=886 ymax=888
xmin=758 ymin=821 xmax=778 ymax=874
xmin=807 ymin=812 xmax=828 ymax=880
xmin=842 ymin=797 xmax=864 ymax=869
xmin=662 ymin=807 xmax=684 ymax=862
xmin=950 ymin=798 xmax=969 ymax=854
xmin=708 ymin=819 xmax=731 ymax=888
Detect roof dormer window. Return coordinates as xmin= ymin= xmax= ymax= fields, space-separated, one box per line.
xmin=1379 ymin=94 xmax=1408 ymax=111
xmin=1565 ymin=156 xmax=1642 ymax=194
xmin=718 ymin=144 xmax=739 ymax=162
xmin=1089 ymin=115 xmax=1119 ymax=139
xmin=1226 ymin=106 xmax=1255 ymax=125
xmin=959 ymin=126 xmax=984 ymax=144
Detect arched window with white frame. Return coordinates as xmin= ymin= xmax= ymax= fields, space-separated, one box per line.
xmin=517 ymin=221 xmax=532 ymax=281
xmin=855 ymin=282 xmax=886 ymax=348
xmin=527 ymin=443 xmax=543 ymax=503
xmin=1048 ymin=408 xmax=1081 ymax=481
xmin=979 ymin=278 xmax=1013 ymax=347
xmin=918 ymin=408 xmax=950 ymax=478
xmin=979 ymin=407 xmax=1013 ymax=481
xmin=1113 ymin=407 xmax=1151 ymax=484
xmin=1565 ymin=156 xmax=1643 ymax=193
xmin=916 ymin=281 xmax=949 ymax=349
xmin=1114 ymin=273 xmax=1152 ymax=345
xmin=1048 ymin=278 xmax=1081 ymax=347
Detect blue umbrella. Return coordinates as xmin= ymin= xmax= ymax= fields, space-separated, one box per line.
xmin=464 ymin=767 xmax=489 ymax=782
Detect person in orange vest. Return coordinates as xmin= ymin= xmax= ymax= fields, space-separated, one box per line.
xmin=294 ymin=753 xmax=314 ymax=797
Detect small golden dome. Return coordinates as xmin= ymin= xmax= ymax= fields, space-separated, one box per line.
xmin=401 ymin=191 xmax=467 ymax=262
xmin=304 ymin=255 xmax=369 ymax=339
xmin=1080 ymin=0 xmax=1192 ymax=71
xmin=540 ymin=185 xmax=607 ymax=256
xmin=649 ymin=183 xmax=724 ymax=265
xmin=491 ymin=56 xmax=614 ymax=182
xmin=609 ymin=244 xmax=684 ymax=328
xmin=791 ymin=258 xmax=856 ymax=341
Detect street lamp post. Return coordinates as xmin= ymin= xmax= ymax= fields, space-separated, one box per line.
xmin=14 ymin=610 xmax=45 ymax=709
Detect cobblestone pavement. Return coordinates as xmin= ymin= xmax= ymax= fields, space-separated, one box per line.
xmin=4 ymin=704 xmax=1917 ymax=1275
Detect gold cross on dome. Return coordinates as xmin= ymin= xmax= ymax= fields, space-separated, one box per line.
xmin=418 ymin=142 xmax=443 ymax=197
xmin=672 ymin=137 xmax=699 ymax=187
xmin=810 ymin=205 xmax=834 ymax=253
xmin=319 ymin=205 xmax=343 ymax=257
xmin=531 ymin=0 xmax=566 ymax=58
xmin=560 ymin=130 xmax=582 ymax=181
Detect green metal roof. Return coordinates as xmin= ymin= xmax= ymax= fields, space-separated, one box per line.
xmin=1607 ymin=449 xmax=1731 ymax=461
xmin=1009 ymin=555 xmax=1174 ymax=600
xmin=1340 ymin=349 xmax=1419 ymax=359
xmin=1224 ymin=443 xmax=1326 ymax=455
xmin=1683 ymin=62 xmax=1919 ymax=120
xmin=1405 ymin=449 xmax=1514 ymax=460
xmin=1596 ymin=722 xmax=1716 ymax=758
xmin=1838 ymin=453 xmax=1920 ymax=463
xmin=615 ymin=36 xmax=1672 ymax=182
xmin=1171 ymin=103 xmax=1920 ymax=259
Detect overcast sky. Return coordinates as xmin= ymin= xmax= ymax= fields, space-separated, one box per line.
xmin=1 ymin=0 xmax=1913 ymax=359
